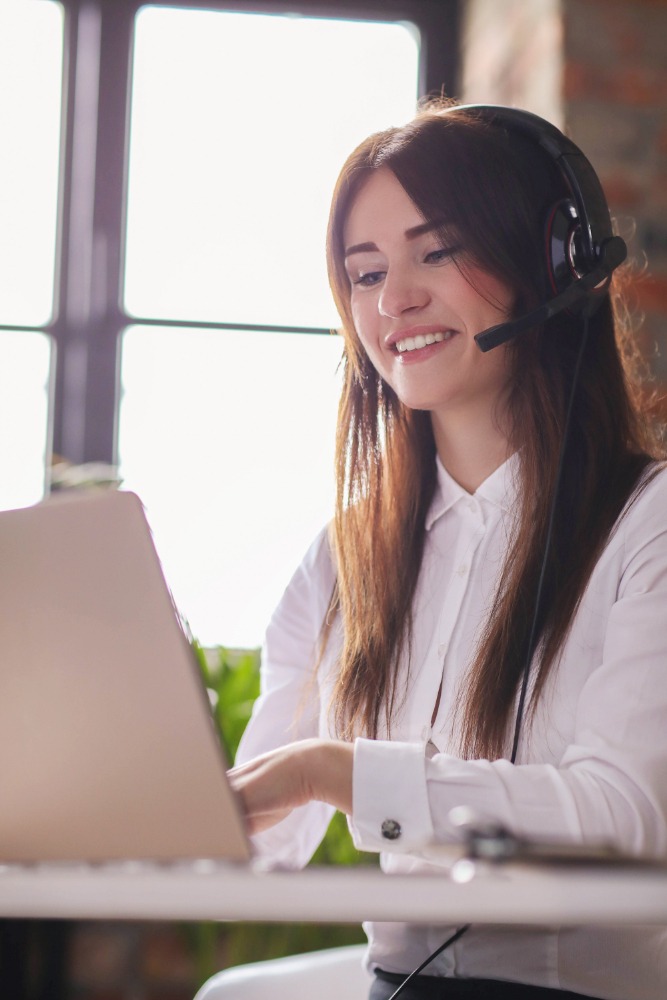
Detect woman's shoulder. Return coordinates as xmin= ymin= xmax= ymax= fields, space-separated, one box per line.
xmin=629 ymin=459 xmax=667 ymax=507
xmin=294 ymin=522 xmax=336 ymax=582
xmin=265 ymin=523 xmax=336 ymax=636
xmin=616 ymin=459 xmax=667 ymax=540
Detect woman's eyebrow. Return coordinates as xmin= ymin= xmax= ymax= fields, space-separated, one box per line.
xmin=344 ymin=219 xmax=452 ymax=258
xmin=344 ymin=241 xmax=378 ymax=258
xmin=405 ymin=218 xmax=451 ymax=240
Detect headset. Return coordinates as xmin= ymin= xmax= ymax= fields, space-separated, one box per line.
xmin=463 ymin=105 xmax=627 ymax=353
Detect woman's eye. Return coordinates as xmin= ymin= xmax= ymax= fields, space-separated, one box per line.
xmin=354 ymin=270 xmax=385 ymax=287
xmin=424 ymin=246 xmax=459 ymax=265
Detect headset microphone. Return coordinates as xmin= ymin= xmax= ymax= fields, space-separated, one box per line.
xmin=475 ymin=235 xmax=627 ymax=353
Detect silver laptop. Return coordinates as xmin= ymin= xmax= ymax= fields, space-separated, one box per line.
xmin=0 ymin=488 xmax=252 ymax=865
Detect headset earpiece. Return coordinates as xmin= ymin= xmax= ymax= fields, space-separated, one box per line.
xmin=546 ymin=200 xmax=585 ymax=294
xmin=455 ymin=105 xmax=628 ymax=349
xmin=545 ymin=199 xmax=610 ymax=315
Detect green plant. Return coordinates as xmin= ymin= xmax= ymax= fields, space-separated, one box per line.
xmin=192 ymin=642 xmax=262 ymax=763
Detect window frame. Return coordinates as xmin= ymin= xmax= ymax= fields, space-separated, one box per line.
xmin=13 ymin=0 xmax=460 ymax=469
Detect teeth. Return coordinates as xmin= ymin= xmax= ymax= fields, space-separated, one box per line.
xmin=396 ymin=331 xmax=452 ymax=353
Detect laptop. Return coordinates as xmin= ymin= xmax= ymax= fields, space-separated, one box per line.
xmin=0 ymin=488 xmax=252 ymax=865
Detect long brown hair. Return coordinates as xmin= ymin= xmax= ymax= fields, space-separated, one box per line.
xmin=325 ymin=102 xmax=664 ymax=757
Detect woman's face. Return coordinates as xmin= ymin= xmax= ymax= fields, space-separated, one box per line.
xmin=342 ymin=167 xmax=514 ymax=428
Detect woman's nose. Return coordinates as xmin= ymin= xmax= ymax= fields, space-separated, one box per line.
xmin=378 ymin=268 xmax=429 ymax=318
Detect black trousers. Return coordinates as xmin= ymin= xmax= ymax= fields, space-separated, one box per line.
xmin=370 ymin=969 xmax=605 ymax=1000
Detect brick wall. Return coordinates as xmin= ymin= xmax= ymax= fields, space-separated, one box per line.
xmin=463 ymin=0 xmax=667 ymax=432
xmin=563 ymin=0 xmax=667 ymax=425
xmin=462 ymin=0 xmax=564 ymax=123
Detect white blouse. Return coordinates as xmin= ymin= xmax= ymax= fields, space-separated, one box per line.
xmin=237 ymin=454 xmax=667 ymax=1000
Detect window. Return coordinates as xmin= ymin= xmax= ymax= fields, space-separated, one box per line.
xmin=119 ymin=7 xmax=420 ymax=646
xmin=0 ymin=1 xmax=63 ymax=508
xmin=3 ymin=0 xmax=459 ymax=648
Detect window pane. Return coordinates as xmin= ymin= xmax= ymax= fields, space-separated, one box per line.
xmin=0 ymin=332 xmax=52 ymax=510
xmin=120 ymin=9 xmax=421 ymax=648
xmin=124 ymin=7 xmax=420 ymax=327
xmin=118 ymin=326 xmax=343 ymax=648
xmin=0 ymin=2 xmax=63 ymax=326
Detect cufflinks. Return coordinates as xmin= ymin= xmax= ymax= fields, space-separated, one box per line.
xmin=381 ymin=819 xmax=402 ymax=840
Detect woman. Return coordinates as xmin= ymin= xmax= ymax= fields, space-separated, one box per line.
xmin=207 ymin=103 xmax=667 ymax=999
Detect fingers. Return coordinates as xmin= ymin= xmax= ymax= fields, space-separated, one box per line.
xmin=228 ymin=740 xmax=355 ymax=834
xmin=228 ymin=742 xmax=316 ymax=833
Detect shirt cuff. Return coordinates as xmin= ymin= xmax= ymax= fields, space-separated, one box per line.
xmin=350 ymin=737 xmax=435 ymax=852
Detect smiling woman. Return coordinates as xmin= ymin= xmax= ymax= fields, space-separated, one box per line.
xmin=200 ymin=101 xmax=667 ymax=1000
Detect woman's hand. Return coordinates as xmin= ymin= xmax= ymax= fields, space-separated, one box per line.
xmin=228 ymin=739 xmax=354 ymax=835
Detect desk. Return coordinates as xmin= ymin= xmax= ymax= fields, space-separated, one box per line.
xmin=2 ymin=859 xmax=667 ymax=925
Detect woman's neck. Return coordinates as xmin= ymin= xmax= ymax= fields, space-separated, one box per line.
xmin=430 ymin=407 xmax=512 ymax=494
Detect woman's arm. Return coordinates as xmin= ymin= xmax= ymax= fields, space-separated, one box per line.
xmin=349 ymin=469 xmax=667 ymax=859
xmin=232 ymin=526 xmax=341 ymax=866
xmin=233 ymin=471 xmax=667 ymax=863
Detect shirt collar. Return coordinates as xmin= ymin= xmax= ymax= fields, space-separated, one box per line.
xmin=425 ymin=451 xmax=520 ymax=530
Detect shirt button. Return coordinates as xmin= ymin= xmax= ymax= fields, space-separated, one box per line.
xmin=456 ymin=563 xmax=469 ymax=577
xmin=438 ymin=641 xmax=448 ymax=657
xmin=381 ymin=819 xmax=402 ymax=841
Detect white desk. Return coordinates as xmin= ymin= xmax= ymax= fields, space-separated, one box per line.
xmin=2 ymin=858 xmax=667 ymax=926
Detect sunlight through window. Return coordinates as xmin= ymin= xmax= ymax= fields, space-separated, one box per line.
xmin=0 ymin=1 xmax=62 ymax=327
xmin=0 ymin=331 xmax=52 ymax=510
xmin=124 ymin=7 xmax=419 ymax=327
xmin=119 ymin=8 xmax=420 ymax=648
xmin=0 ymin=1 xmax=61 ymax=508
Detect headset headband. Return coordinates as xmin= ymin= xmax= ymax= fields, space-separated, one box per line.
xmin=455 ymin=105 xmax=614 ymax=269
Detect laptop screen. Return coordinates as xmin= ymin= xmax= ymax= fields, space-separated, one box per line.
xmin=0 ymin=489 xmax=251 ymax=864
